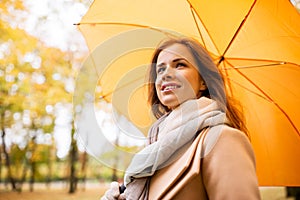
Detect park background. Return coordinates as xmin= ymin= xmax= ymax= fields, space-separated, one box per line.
xmin=0 ymin=0 xmax=299 ymax=199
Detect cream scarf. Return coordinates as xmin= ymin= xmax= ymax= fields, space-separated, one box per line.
xmin=123 ymin=97 xmax=228 ymax=199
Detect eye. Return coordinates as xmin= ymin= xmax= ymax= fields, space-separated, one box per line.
xmin=157 ymin=66 xmax=165 ymax=74
xmin=176 ymin=62 xmax=187 ymax=68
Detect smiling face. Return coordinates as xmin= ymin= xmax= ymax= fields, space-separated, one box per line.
xmin=155 ymin=43 xmax=205 ymax=109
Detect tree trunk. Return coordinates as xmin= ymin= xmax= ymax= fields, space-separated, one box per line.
xmin=80 ymin=151 xmax=87 ymax=191
xmin=1 ymin=128 xmax=17 ymax=191
xmin=29 ymin=160 xmax=36 ymax=192
xmin=0 ymin=144 xmax=2 ymax=184
xmin=28 ymin=135 xmax=38 ymax=192
xmin=46 ymin=145 xmax=54 ymax=189
xmin=69 ymin=128 xmax=78 ymax=194
xmin=19 ymin=156 xmax=28 ymax=192
xmin=18 ymin=144 xmax=30 ymax=192
xmin=112 ymin=131 xmax=120 ymax=182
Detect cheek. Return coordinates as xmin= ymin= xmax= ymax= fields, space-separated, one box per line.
xmin=155 ymin=74 xmax=162 ymax=84
xmin=155 ymin=82 xmax=161 ymax=96
xmin=184 ymin=74 xmax=201 ymax=93
xmin=192 ymin=79 xmax=201 ymax=92
xmin=155 ymin=76 xmax=162 ymax=91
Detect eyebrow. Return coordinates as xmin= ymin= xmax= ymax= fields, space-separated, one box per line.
xmin=156 ymin=58 xmax=188 ymax=68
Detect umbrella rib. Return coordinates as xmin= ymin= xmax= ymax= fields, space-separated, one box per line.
xmin=228 ymin=78 xmax=270 ymax=102
xmin=76 ymin=22 xmax=181 ymax=38
xmin=76 ymin=22 xmax=151 ymax=28
xmin=226 ymin=63 xmax=282 ymax=70
xmin=186 ymin=1 xmax=221 ymax=55
xmin=189 ymin=6 xmax=207 ymax=50
xmin=225 ymin=60 xmax=300 ymax=136
xmin=219 ymin=0 xmax=258 ymax=63
xmin=98 ymin=75 xmax=145 ymax=100
xmin=80 ymin=39 xmax=147 ymax=102
xmin=224 ymin=57 xmax=300 ymax=70
xmin=77 ymin=21 xmax=178 ymax=102
xmin=224 ymin=61 xmax=287 ymax=70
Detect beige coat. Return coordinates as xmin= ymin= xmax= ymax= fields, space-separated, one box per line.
xmin=149 ymin=125 xmax=261 ymax=200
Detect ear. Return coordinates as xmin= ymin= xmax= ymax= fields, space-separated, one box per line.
xmin=199 ymin=81 xmax=207 ymax=91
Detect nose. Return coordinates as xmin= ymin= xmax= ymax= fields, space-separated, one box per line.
xmin=161 ymin=66 xmax=174 ymax=81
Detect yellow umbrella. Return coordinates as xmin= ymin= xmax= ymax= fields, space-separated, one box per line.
xmin=76 ymin=0 xmax=300 ymax=186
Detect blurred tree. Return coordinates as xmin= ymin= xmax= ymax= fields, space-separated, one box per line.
xmin=22 ymin=42 xmax=73 ymax=192
xmin=69 ymin=127 xmax=78 ymax=193
xmin=0 ymin=0 xmax=80 ymax=192
xmin=0 ymin=18 xmax=36 ymax=191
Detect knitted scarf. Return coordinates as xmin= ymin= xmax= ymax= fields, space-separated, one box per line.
xmin=123 ymin=97 xmax=228 ymax=199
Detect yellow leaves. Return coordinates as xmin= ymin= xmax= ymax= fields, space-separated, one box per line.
xmin=13 ymin=0 xmax=25 ymax=10
xmin=0 ymin=21 xmax=75 ymax=113
xmin=0 ymin=0 xmax=25 ymax=11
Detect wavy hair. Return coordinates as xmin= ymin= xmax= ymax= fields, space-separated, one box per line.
xmin=147 ymin=37 xmax=248 ymax=136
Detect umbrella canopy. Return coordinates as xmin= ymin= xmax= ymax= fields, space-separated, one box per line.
xmin=76 ymin=0 xmax=300 ymax=186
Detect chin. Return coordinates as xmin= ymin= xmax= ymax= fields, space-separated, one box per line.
xmin=161 ymin=101 xmax=179 ymax=109
xmin=163 ymin=101 xmax=180 ymax=110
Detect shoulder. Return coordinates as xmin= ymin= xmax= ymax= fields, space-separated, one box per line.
xmin=202 ymin=125 xmax=254 ymax=159
xmin=201 ymin=127 xmax=260 ymax=199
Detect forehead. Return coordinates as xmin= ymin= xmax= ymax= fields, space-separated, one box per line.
xmin=157 ymin=43 xmax=197 ymax=66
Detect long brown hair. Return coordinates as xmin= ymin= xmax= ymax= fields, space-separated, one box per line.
xmin=147 ymin=37 xmax=248 ymax=136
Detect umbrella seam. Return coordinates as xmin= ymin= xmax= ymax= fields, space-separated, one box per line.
xmin=186 ymin=0 xmax=221 ymax=57
xmin=224 ymin=58 xmax=300 ymax=69
xmin=220 ymin=0 xmax=258 ymax=62
xmin=225 ymin=60 xmax=300 ymax=137
xmin=98 ymin=75 xmax=145 ymax=100
xmin=190 ymin=6 xmax=206 ymax=49
xmin=75 ymin=22 xmax=184 ymax=39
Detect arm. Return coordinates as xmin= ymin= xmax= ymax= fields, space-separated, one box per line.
xmin=202 ymin=126 xmax=261 ymax=200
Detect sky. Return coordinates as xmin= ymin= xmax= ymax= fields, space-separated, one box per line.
xmin=291 ymin=0 xmax=300 ymax=8
xmin=20 ymin=0 xmax=92 ymax=53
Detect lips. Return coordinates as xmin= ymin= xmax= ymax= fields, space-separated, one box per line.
xmin=161 ymin=83 xmax=181 ymax=92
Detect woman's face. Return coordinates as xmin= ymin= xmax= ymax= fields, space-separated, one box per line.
xmin=155 ymin=43 xmax=205 ymax=109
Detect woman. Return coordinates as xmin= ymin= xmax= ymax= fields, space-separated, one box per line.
xmin=101 ymin=37 xmax=261 ymax=199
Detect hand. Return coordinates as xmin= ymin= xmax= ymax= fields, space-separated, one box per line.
xmin=118 ymin=192 xmax=126 ymax=200
xmin=100 ymin=182 xmax=121 ymax=200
